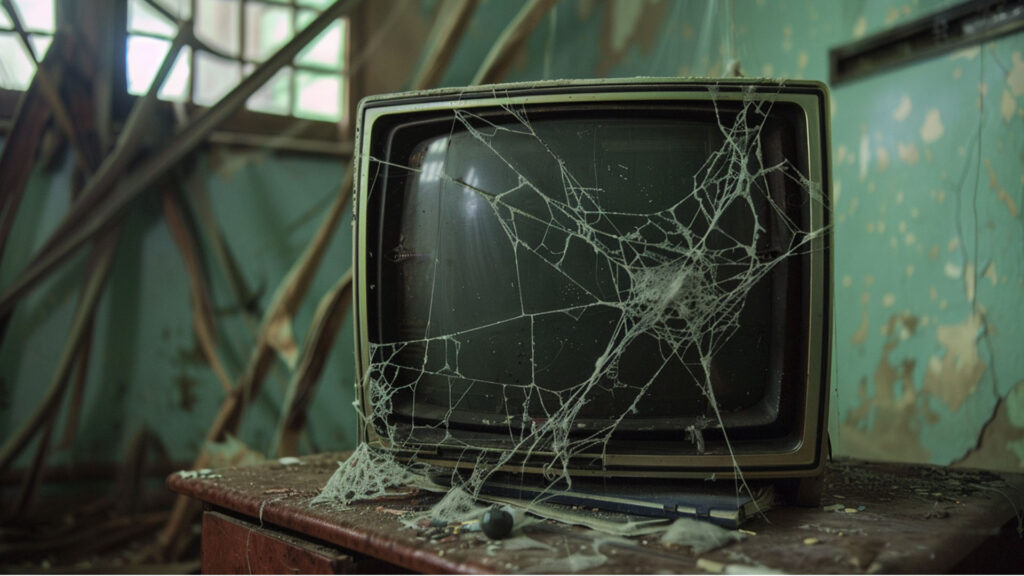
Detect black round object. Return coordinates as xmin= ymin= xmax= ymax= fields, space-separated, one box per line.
xmin=480 ymin=507 xmax=513 ymax=539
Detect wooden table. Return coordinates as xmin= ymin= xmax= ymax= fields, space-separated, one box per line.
xmin=168 ymin=453 xmax=1023 ymax=573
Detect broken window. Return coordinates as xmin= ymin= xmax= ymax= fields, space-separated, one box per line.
xmin=127 ymin=0 xmax=348 ymax=121
xmin=0 ymin=0 xmax=55 ymax=90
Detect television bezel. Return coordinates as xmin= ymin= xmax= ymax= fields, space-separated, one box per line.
xmin=352 ymin=78 xmax=832 ymax=480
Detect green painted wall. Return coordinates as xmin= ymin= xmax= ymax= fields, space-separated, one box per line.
xmin=732 ymin=0 xmax=1023 ymax=469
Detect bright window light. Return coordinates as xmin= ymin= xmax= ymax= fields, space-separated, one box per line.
xmin=296 ymin=9 xmax=344 ymax=70
xmin=121 ymin=0 xmax=345 ymax=122
xmin=0 ymin=33 xmax=34 ymax=90
xmin=128 ymin=0 xmax=177 ymax=37
xmin=30 ymin=35 xmax=52 ymax=58
xmin=295 ymin=70 xmax=340 ymax=120
xmin=159 ymin=46 xmax=191 ymax=102
xmin=194 ymin=50 xmax=241 ymax=106
xmin=127 ymin=35 xmax=172 ymax=95
xmin=0 ymin=0 xmax=55 ymax=90
xmin=9 ymin=0 xmax=54 ymax=32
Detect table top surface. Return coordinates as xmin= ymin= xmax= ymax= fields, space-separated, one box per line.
xmin=168 ymin=453 xmax=1023 ymax=574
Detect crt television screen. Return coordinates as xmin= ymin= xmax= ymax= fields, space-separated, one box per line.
xmin=361 ymin=94 xmax=823 ymax=459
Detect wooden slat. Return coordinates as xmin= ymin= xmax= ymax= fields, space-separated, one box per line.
xmin=0 ymin=0 xmax=362 ymax=317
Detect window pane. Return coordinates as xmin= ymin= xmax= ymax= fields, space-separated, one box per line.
xmin=127 ymin=35 xmax=171 ymax=95
xmin=297 ymin=0 xmax=333 ymax=8
xmin=245 ymin=64 xmax=291 ymax=115
xmin=194 ymin=50 xmax=241 ymax=106
xmin=0 ymin=32 xmax=35 ymax=89
xmin=244 ymin=2 xmax=291 ymax=62
xmin=295 ymin=70 xmax=341 ymax=121
xmin=296 ymin=10 xmax=344 ymax=70
xmin=30 ymin=34 xmax=51 ymax=59
xmin=10 ymin=0 xmax=54 ymax=33
xmin=129 ymin=0 xmax=177 ymax=37
xmin=196 ymin=0 xmax=239 ymax=57
xmin=0 ymin=7 xmax=12 ymax=29
xmin=159 ymin=45 xmax=191 ymax=102
xmin=152 ymin=0 xmax=191 ymax=20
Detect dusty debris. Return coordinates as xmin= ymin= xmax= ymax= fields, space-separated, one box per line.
xmin=924 ymin=503 xmax=952 ymax=519
xmin=176 ymin=469 xmax=222 ymax=480
xmin=375 ymin=506 xmax=408 ymax=516
xmin=489 ymin=534 xmax=555 ymax=552
xmin=697 ymin=557 xmax=725 ymax=573
xmin=517 ymin=549 xmax=608 ymax=574
xmin=312 ymin=444 xmax=423 ymax=506
xmin=696 ymin=556 xmax=784 ymax=575
xmin=658 ymin=518 xmax=744 ymax=554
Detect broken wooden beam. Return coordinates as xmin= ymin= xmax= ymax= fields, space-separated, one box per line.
xmin=0 ymin=0 xmax=362 ymax=317
xmin=273 ymin=269 xmax=355 ymax=457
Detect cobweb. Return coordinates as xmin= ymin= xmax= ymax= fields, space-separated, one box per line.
xmin=335 ymin=83 xmax=825 ymax=509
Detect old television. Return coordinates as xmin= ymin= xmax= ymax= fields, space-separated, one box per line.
xmin=353 ymin=79 xmax=832 ymax=504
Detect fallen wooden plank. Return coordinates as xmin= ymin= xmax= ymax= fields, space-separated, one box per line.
xmin=0 ymin=34 xmax=66 ymax=261
xmin=162 ymin=184 xmax=234 ymax=394
xmin=273 ymin=268 xmax=355 ymax=457
xmin=0 ymin=229 xmax=118 ymax=476
xmin=0 ymin=0 xmax=362 ymax=317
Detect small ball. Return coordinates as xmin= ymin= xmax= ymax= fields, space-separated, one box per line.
xmin=480 ymin=507 xmax=513 ymax=539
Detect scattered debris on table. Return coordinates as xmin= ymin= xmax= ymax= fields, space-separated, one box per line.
xmin=165 ymin=452 xmax=1024 ymax=574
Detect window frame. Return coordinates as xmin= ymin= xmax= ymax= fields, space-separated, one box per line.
xmin=0 ymin=0 xmax=356 ymax=155
xmin=0 ymin=0 xmax=57 ymax=124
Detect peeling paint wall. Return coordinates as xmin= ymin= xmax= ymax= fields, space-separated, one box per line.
xmin=727 ymin=1 xmax=1023 ymax=471
xmin=826 ymin=39 xmax=1024 ymax=471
